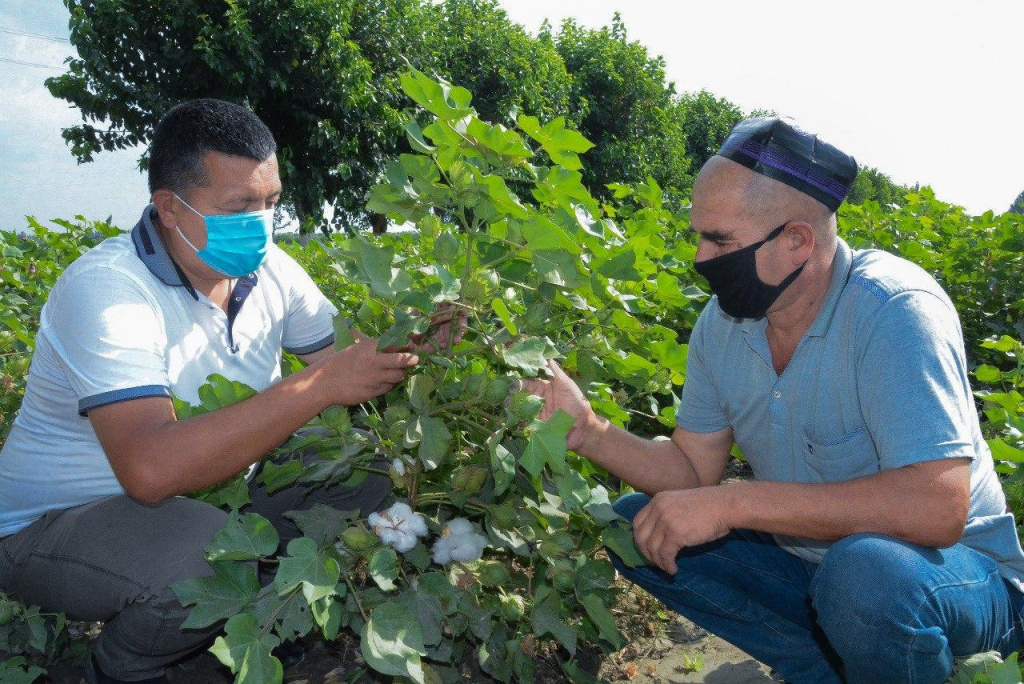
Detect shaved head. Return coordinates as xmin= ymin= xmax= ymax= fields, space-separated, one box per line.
xmin=693 ymin=157 xmax=837 ymax=251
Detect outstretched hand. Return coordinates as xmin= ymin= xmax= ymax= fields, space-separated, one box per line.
xmin=327 ymin=330 xmax=419 ymax=406
xmin=408 ymin=303 xmax=468 ymax=354
xmin=519 ymin=360 xmax=603 ymax=454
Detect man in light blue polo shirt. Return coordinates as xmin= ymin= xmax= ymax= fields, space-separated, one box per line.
xmin=0 ymin=100 xmax=426 ymax=683
xmin=526 ymin=118 xmax=1024 ymax=683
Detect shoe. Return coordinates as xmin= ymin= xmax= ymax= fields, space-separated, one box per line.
xmin=273 ymin=638 xmax=306 ymax=669
xmin=84 ymin=653 xmax=168 ymax=684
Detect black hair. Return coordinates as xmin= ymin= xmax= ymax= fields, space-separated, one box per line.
xmin=147 ymin=99 xmax=277 ymax=196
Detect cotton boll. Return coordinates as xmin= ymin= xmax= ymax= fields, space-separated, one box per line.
xmin=368 ymin=501 xmax=429 ymax=553
xmin=432 ymin=518 xmax=489 ymax=564
xmin=391 ymin=458 xmax=406 ymax=476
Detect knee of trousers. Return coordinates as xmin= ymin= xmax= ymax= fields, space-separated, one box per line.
xmin=810 ymin=533 xmax=949 ymax=658
xmin=612 ymin=492 xmax=652 ymax=524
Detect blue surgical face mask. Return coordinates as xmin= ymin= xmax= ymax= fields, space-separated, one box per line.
xmin=172 ymin=193 xmax=273 ymax=277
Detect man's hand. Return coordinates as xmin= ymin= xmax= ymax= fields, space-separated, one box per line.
xmin=520 ymin=360 xmax=605 ymax=453
xmin=324 ymin=331 xmax=419 ymax=406
xmin=408 ymin=304 xmax=467 ymax=354
xmin=632 ymin=487 xmax=733 ymax=574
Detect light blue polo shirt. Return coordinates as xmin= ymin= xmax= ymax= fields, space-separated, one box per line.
xmin=678 ymin=238 xmax=1024 ymax=590
xmin=0 ymin=206 xmax=338 ymax=537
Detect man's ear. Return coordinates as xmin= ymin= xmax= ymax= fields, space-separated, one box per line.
xmin=151 ymin=189 xmax=181 ymax=229
xmin=784 ymin=221 xmax=815 ymax=265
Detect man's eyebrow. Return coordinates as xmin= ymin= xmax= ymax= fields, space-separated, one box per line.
xmin=691 ymin=226 xmax=731 ymax=242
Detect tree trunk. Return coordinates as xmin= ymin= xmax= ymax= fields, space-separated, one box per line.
xmin=370 ymin=212 xmax=388 ymax=235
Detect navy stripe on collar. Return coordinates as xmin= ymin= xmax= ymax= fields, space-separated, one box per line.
xmin=130 ymin=204 xmax=198 ymax=300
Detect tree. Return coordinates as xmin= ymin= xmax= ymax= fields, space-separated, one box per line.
xmin=421 ymin=0 xmax=574 ymax=128
xmin=1009 ymin=190 xmax=1024 ymax=215
xmin=552 ymin=15 xmax=691 ymax=203
xmin=676 ymin=90 xmax=744 ymax=172
xmin=47 ymin=0 xmax=429 ymax=233
xmin=845 ymin=166 xmax=914 ymax=207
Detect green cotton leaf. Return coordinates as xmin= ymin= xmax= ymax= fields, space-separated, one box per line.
xmin=334 ymin=316 xmax=356 ymax=350
xmin=654 ymin=271 xmax=693 ymax=309
xmin=981 ymin=335 xmax=1020 ymax=353
xmin=403 ymin=120 xmax=436 ymax=153
xmin=529 ymin=586 xmax=576 ymax=655
xmin=256 ymin=459 xmax=303 ymax=495
xmin=488 ymin=437 xmax=516 ymax=497
xmin=597 ymin=248 xmax=642 ymax=282
xmin=274 ymin=537 xmax=341 ymax=604
xmin=521 ymin=215 xmax=581 ymax=254
xmin=311 ymin=596 xmax=343 ymax=640
xmin=173 ymin=561 xmax=261 ymax=630
xmin=396 ymin=589 xmax=445 ymax=648
xmin=416 ymin=415 xmax=452 ymax=470
xmin=0 ymin=657 xmax=46 ymax=684
xmin=284 ymin=504 xmax=357 ymax=547
xmin=209 ymin=613 xmax=282 ymax=684
xmin=466 ymin=117 xmax=533 ymax=160
xmin=602 ymin=524 xmax=647 ymax=568
xmin=520 ymin=410 xmax=575 ymax=477
xmin=250 ymin=587 xmax=314 ymax=644
xmin=24 ymin=610 xmax=48 ymax=652
xmin=409 ymin=373 xmax=435 ymax=413
xmin=555 ymin=468 xmax=592 ymax=511
xmin=501 ymin=337 xmax=549 ymax=376
xmin=988 ymin=439 xmax=1024 ymax=464
xmin=491 ymin=298 xmax=518 ymax=336
xmin=561 ymin=659 xmax=601 ymax=684
xmin=532 ymin=250 xmax=583 ymax=289
xmin=478 ymin=174 xmax=528 ymax=220
xmin=399 ymin=67 xmax=472 ymax=122
xmin=360 ymin=601 xmax=427 ymax=683
xmin=369 ymin=547 xmax=400 ymax=591
xmin=517 ymin=115 xmax=594 ymax=171
xmin=581 ymin=594 xmax=625 ymax=650
xmin=379 ymin=309 xmax=428 ymax=351
xmin=975 ymin=364 xmax=1002 ymax=384
xmin=206 ymin=511 xmax=279 ymax=562
xmin=190 ymin=473 xmax=251 ymax=510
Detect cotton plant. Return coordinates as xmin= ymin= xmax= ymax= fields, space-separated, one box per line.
xmin=368 ymin=502 xmax=428 ymax=553
xmin=432 ymin=518 xmax=488 ymax=564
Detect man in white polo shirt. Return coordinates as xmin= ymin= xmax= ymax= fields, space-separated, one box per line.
xmin=0 ymin=100 xmax=419 ymax=683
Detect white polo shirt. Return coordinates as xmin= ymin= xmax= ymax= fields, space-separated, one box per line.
xmin=0 ymin=205 xmax=338 ymax=537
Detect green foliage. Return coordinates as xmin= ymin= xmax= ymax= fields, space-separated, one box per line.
xmin=0 ymin=217 xmax=119 ymax=440
xmin=846 ymin=166 xmax=916 ymax=207
xmin=839 ymin=191 xmax=1024 ymax=354
xmin=553 ymin=14 xmax=692 ymax=205
xmin=48 ymin=0 xmax=429 ymax=232
xmin=676 ymin=90 xmax=744 ymax=172
xmin=6 ymin=66 xmax=1024 ymax=684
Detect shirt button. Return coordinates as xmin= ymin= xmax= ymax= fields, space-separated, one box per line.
xmin=773 ymin=390 xmax=782 ymax=398
xmin=234 ymin=296 xmax=241 ymax=302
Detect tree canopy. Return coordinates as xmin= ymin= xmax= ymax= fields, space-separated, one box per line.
xmin=47 ymin=0 xmax=912 ymax=231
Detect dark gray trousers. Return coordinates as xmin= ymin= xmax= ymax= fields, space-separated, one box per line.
xmin=0 ymin=448 xmax=390 ymax=681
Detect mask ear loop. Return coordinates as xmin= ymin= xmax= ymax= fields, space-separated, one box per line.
xmin=170 ymin=192 xmax=206 ymax=254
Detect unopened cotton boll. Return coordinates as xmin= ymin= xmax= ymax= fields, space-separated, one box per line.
xmin=368 ymin=502 xmax=429 ymax=553
xmin=432 ymin=517 xmax=488 ymax=564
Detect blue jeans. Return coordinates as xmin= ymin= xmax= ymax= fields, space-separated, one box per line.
xmin=610 ymin=493 xmax=1024 ymax=684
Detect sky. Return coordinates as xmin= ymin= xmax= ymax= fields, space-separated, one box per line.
xmin=1 ymin=1 xmax=1022 ymax=233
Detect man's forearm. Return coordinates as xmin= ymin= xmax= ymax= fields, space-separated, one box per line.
xmin=723 ymin=458 xmax=971 ymax=549
xmin=126 ymin=361 xmax=334 ymax=502
xmin=576 ymin=418 xmax=705 ymax=494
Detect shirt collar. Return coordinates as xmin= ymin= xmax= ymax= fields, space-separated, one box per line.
xmin=805 ymin=237 xmax=853 ymax=338
xmin=131 ymin=204 xmax=199 ymax=300
xmin=737 ymin=237 xmax=853 ymax=339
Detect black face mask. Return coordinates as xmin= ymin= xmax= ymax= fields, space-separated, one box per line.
xmin=693 ymin=223 xmax=806 ymax=320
